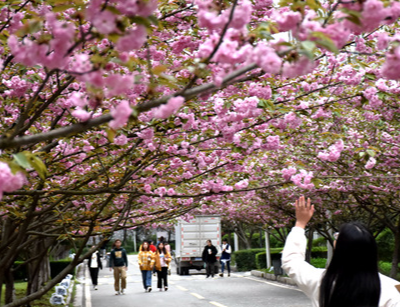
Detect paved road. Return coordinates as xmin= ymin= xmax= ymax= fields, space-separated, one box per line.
xmin=81 ymin=255 xmax=311 ymax=307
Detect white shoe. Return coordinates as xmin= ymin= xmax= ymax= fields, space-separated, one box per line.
xmin=94 ymin=286 xmax=98 ymax=290
xmin=115 ymin=291 xmax=120 ymax=295
xmin=121 ymin=289 xmax=125 ymax=294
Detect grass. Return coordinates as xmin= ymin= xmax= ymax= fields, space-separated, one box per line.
xmin=1 ymin=282 xmax=54 ymax=307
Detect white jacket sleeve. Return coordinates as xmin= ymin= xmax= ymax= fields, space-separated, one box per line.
xmin=281 ymin=227 xmax=325 ymax=303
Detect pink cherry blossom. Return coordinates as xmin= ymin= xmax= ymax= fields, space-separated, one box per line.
xmin=276 ymin=11 xmax=302 ymax=32
xmin=72 ymin=108 xmax=92 ymax=122
xmin=0 ymin=162 xmax=26 ymax=200
xmin=152 ymin=96 xmax=185 ymax=119
xmin=92 ymin=10 xmax=117 ymax=34
xmin=116 ymin=26 xmax=148 ymax=52
xmin=109 ymin=100 xmax=133 ymax=130
xmin=365 ymin=157 xmax=377 ymax=169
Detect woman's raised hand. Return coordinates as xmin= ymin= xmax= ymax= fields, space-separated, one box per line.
xmin=294 ymin=196 xmax=314 ymax=229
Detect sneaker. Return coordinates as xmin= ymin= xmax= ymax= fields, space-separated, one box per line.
xmin=228 ymin=273 xmax=231 ymax=277
xmin=115 ymin=291 xmax=120 ymax=295
xmin=164 ymin=287 xmax=168 ymax=291
xmin=159 ymin=288 xmax=162 ymax=291
xmin=148 ymin=287 xmax=152 ymax=292
xmin=219 ymin=273 xmax=223 ymax=277
xmin=121 ymin=289 xmax=125 ymax=294
xmin=94 ymin=286 xmax=98 ymax=290
xmin=206 ymin=275 xmax=210 ymax=278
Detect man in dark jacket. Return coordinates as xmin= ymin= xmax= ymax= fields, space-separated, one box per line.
xmin=109 ymin=239 xmax=128 ymax=295
xmin=202 ymin=240 xmax=218 ymax=278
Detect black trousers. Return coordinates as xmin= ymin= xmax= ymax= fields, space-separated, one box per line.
xmin=206 ymin=261 xmax=216 ymax=276
xmin=157 ymin=267 xmax=168 ymax=288
xmin=89 ymin=267 xmax=99 ymax=286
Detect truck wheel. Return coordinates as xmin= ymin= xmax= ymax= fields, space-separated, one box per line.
xmin=184 ymin=268 xmax=190 ymax=275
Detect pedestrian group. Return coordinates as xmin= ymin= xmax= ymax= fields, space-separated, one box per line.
xmin=89 ymin=236 xmax=232 ymax=295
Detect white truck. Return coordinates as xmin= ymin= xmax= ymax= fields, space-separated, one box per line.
xmin=174 ymin=215 xmax=221 ymax=275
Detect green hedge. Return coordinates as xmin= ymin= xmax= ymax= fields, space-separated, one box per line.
xmin=13 ymin=260 xmax=75 ymax=281
xmin=234 ymin=248 xmax=265 ymax=271
xmin=234 ymin=248 xmax=283 ymax=271
xmin=311 ymin=246 xmax=328 ymax=258
xmin=310 ymin=257 xmax=327 ymax=268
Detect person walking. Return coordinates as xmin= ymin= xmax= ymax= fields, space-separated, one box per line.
xmin=219 ymin=239 xmax=231 ymax=277
xmin=88 ymin=246 xmax=103 ymax=290
xmin=109 ymin=239 xmax=128 ymax=295
xmin=202 ymin=239 xmax=218 ymax=278
xmin=138 ymin=241 xmax=155 ymax=292
xmin=282 ymin=196 xmax=400 ymax=307
xmin=154 ymin=242 xmax=172 ymax=291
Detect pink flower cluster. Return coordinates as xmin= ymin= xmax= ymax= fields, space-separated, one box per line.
xmin=202 ymin=179 xmax=233 ymax=193
xmin=381 ymin=46 xmax=400 ymax=80
xmin=273 ymin=112 xmax=302 ymax=130
xmin=365 ymin=157 xmax=377 ymax=169
xmin=290 ymin=170 xmax=314 ymax=189
xmin=251 ymin=43 xmax=282 ymax=74
xmin=8 ymin=13 xmax=75 ymax=69
xmin=276 ymin=11 xmax=302 ymax=32
xmin=0 ymin=162 xmax=26 ymax=200
xmin=261 ymin=135 xmax=281 ymax=151
xmin=196 ymin=0 xmax=252 ymax=31
xmin=317 ymin=140 xmax=345 ymax=162
xmin=234 ymin=179 xmax=249 ymax=190
xmin=116 ymin=26 xmax=148 ymax=52
xmin=282 ymin=167 xmax=297 ymax=181
xmin=282 ymin=56 xmax=316 ymax=79
xmin=152 ymin=96 xmax=185 ymax=119
xmin=109 ymin=100 xmax=133 ymax=130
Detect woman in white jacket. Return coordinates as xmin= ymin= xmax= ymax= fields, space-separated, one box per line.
xmin=282 ymin=196 xmax=400 ymax=307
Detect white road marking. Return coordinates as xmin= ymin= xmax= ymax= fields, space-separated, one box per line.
xmin=176 ymin=285 xmax=189 ymax=291
xmin=210 ymin=301 xmax=228 ymax=307
xmin=190 ymin=292 xmax=205 ymax=299
xmin=244 ymin=277 xmax=302 ymax=292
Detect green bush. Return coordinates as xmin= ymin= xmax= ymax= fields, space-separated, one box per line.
xmin=233 ymin=248 xmax=265 ymax=271
xmin=235 ymin=248 xmax=283 ymax=271
xmin=311 ymin=246 xmax=327 ymax=258
xmin=50 ymin=260 xmax=75 ymax=279
xmin=13 ymin=260 xmax=75 ymax=281
xmin=376 ymin=228 xmax=394 ymax=262
xmin=255 ymin=252 xmax=267 ymax=269
xmin=313 ymin=236 xmax=327 ymax=247
xmin=269 ymin=235 xmax=284 ymax=248
xmin=310 ymin=257 xmax=327 ymax=268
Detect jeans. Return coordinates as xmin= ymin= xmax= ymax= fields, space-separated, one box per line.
xmin=141 ymin=270 xmax=152 ymax=289
xmin=220 ymin=260 xmax=231 ymax=273
xmin=157 ymin=267 xmax=168 ymax=288
xmin=206 ymin=262 xmax=215 ymax=277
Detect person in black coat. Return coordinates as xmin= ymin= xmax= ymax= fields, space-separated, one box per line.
xmin=88 ymin=246 xmax=103 ymax=290
xmin=202 ymin=240 xmax=218 ymax=278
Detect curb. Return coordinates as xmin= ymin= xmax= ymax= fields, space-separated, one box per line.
xmin=251 ymin=270 xmax=297 ymax=286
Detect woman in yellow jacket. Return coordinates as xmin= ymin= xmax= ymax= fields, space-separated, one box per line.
xmin=138 ymin=241 xmax=155 ymax=292
xmin=154 ymin=242 xmax=172 ymax=291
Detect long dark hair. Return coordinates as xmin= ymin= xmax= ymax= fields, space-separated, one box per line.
xmin=157 ymin=242 xmax=167 ymax=254
xmin=319 ymin=222 xmax=380 ymax=307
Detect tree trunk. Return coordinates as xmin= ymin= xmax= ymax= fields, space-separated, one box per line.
xmin=26 ymin=239 xmax=51 ymax=297
xmin=5 ymin=268 xmax=14 ymax=305
xmin=390 ymin=224 xmax=400 ymax=278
